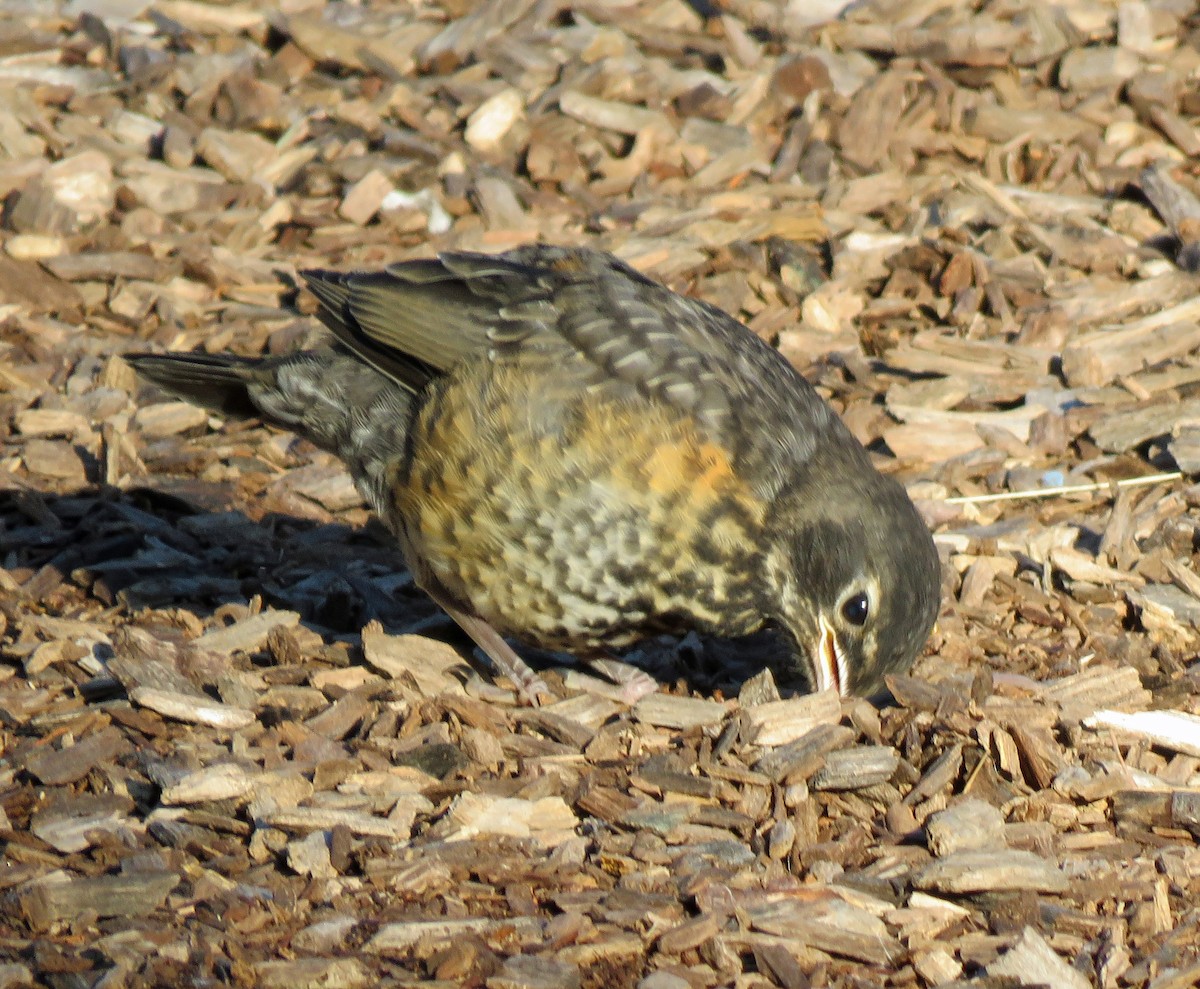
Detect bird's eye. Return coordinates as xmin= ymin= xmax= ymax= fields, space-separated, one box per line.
xmin=841 ymin=591 xmax=869 ymax=626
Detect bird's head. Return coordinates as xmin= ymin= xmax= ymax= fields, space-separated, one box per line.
xmin=764 ymin=468 xmax=941 ymax=698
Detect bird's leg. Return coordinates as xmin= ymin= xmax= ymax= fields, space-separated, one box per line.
xmin=583 ymin=657 xmax=659 ymax=704
xmin=428 ymin=592 xmax=551 ymax=704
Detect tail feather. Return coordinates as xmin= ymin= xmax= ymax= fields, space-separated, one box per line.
xmin=123 ymin=353 xmax=265 ymax=420
xmin=124 ymin=348 xmax=415 ymax=520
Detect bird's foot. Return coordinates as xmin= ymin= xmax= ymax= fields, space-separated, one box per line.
xmin=432 ymin=596 xmax=552 ymax=705
xmin=584 ymin=657 xmax=659 ymax=704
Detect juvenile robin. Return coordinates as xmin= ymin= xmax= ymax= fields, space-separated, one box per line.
xmin=126 ymin=245 xmax=941 ymax=702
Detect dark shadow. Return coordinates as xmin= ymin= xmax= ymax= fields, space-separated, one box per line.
xmin=2 ymin=484 xmax=434 ymax=637
xmin=1 ymin=484 xmax=803 ymax=699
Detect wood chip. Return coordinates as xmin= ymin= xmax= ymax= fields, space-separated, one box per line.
xmin=160 ymin=763 xmax=256 ymax=805
xmin=925 ymin=799 xmax=1006 ymax=856
xmin=432 ymin=793 xmax=577 ymax=847
xmin=129 ymin=686 xmax=255 ymax=729
xmin=197 ymin=610 xmax=301 ymax=655
xmin=916 ymin=850 xmax=1068 ymax=894
xmin=368 ymin=917 xmax=545 ymax=954
xmin=19 ymin=727 xmax=128 ymax=786
xmin=744 ymin=690 xmax=842 ymax=746
xmin=360 ymin=623 xmax=468 ymax=696
xmin=809 ymin=745 xmax=898 ymax=790
xmin=11 ymin=872 xmax=179 ymax=930
xmin=1083 ymin=709 xmax=1200 ymax=758
xmin=631 ymin=693 xmax=729 ymax=730
xmin=987 ymin=926 xmax=1091 ymax=989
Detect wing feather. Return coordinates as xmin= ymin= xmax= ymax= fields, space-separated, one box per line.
xmin=302 ymin=245 xmax=838 ymax=495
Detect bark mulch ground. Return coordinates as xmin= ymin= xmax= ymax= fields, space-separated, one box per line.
xmin=2 ymin=0 xmax=1200 ymax=986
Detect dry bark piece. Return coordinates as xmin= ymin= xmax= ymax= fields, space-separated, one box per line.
xmin=9 ymin=150 xmax=114 ymax=234
xmin=743 ymin=690 xmax=841 ymax=746
xmin=746 ymin=892 xmax=904 ymax=965
xmin=360 ymin=623 xmax=468 ymax=696
xmin=31 ymin=796 xmax=137 ymax=854
xmin=20 ymin=440 xmax=87 ymax=481
xmin=129 ymin=686 xmax=255 ymax=730
xmin=254 ymin=958 xmax=370 ymax=989
xmin=489 ymin=955 xmax=580 ymax=989
xmin=18 ymin=726 xmax=129 ymax=786
xmin=132 ymin=402 xmax=210 ymax=438
xmin=368 ymin=916 xmax=545 ymax=954
xmin=1132 ymin=582 xmax=1200 ymax=634
xmin=196 ymin=128 xmax=275 ymax=183
xmin=987 ymin=926 xmax=1091 ymax=989
xmin=1113 ymin=789 xmax=1200 ymax=832
xmin=1044 ymin=665 xmax=1150 ymax=723
xmin=809 ymin=745 xmax=898 ymax=790
xmin=911 ymin=946 xmax=963 ymax=985
xmin=431 ymin=793 xmax=577 ymax=846
xmin=0 ymin=254 xmax=84 ymax=313
xmin=259 ymin=806 xmax=411 ymax=840
xmin=926 ymin=799 xmax=1006 ymax=856
xmin=464 ymin=88 xmax=525 ymax=153
xmin=915 ymin=850 xmax=1067 ymax=894
xmin=631 ymin=694 xmax=728 ymax=730
xmin=40 ymin=251 xmax=163 ymax=282
xmin=1170 ymin=428 xmax=1200 ymax=474
xmin=1083 ymin=709 xmax=1200 ymax=758
xmin=755 ymin=723 xmax=856 ymax=783
xmin=1139 ymin=164 xmax=1200 ymax=271
xmin=197 ymin=610 xmax=301 ymax=654
xmin=418 ymin=0 xmax=540 ymax=68
xmin=160 ymin=762 xmax=256 ymax=805
xmin=9 ymin=872 xmax=179 ymax=930
xmin=1063 ymin=303 xmax=1200 ymax=390
xmin=339 ymin=170 xmax=394 ymax=227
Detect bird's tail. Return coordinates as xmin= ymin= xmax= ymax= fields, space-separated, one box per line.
xmin=123 ymin=352 xmax=268 ymax=420
xmin=124 ymin=349 xmax=414 ymax=514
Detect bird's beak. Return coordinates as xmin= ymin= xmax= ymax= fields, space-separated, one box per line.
xmin=814 ymin=614 xmax=848 ymax=695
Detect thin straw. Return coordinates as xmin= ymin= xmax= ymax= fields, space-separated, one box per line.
xmin=944 ymin=471 xmax=1184 ymax=506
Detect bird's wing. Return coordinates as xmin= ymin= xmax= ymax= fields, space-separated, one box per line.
xmin=303 ymin=245 xmax=837 ymax=491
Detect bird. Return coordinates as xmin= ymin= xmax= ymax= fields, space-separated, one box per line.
xmin=125 ymin=245 xmax=941 ymax=703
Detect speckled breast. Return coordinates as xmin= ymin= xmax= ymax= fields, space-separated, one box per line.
xmin=387 ymin=359 xmax=770 ymax=653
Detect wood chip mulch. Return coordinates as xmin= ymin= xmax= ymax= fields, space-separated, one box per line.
xmin=2 ymin=0 xmax=1200 ymax=986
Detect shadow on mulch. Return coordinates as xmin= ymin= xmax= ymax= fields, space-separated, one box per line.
xmin=1 ymin=484 xmax=806 ymax=700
